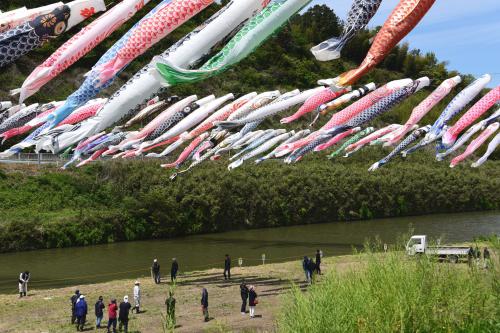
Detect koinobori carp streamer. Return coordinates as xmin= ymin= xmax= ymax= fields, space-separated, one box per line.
xmin=311 ymin=0 xmax=382 ymax=61
xmin=441 ymin=85 xmax=500 ymax=148
xmin=368 ymin=125 xmax=430 ymax=171
xmin=16 ymin=0 xmax=151 ymax=103
xmin=0 ymin=2 xmax=63 ymax=33
xmin=404 ymin=74 xmax=491 ymax=155
xmin=155 ymin=0 xmax=312 ymax=85
xmin=380 ymin=76 xmax=461 ymax=147
xmin=0 ymin=0 xmax=106 ymax=68
xmin=96 ymin=0 xmax=216 ymax=85
xmin=471 ymin=132 xmax=500 ymax=168
xmin=336 ymin=0 xmax=436 ymax=86
xmin=450 ymin=122 xmax=499 ymax=168
xmin=37 ymin=0 xmax=269 ymax=154
xmin=435 ymin=109 xmax=500 ymax=162
xmin=44 ymin=0 xmax=214 ymax=131
xmin=276 ymin=78 xmax=412 ymax=156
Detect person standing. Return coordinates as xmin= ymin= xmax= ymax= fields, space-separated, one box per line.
xmin=171 ymin=258 xmax=179 ymax=282
xmin=483 ymin=247 xmax=491 ymax=269
xmin=474 ymin=246 xmax=481 ymax=266
xmin=165 ymin=291 xmax=176 ymax=328
xmin=119 ymin=296 xmax=132 ymax=333
xmin=302 ymin=256 xmax=309 ymax=282
xmin=307 ymin=258 xmax=316 ymax=285
xmin=224 ymin=254 xmax=231 ymax=280
xmin=70 ymin=290 xmax=81 ymax=324
xmin=240 ymin=281 xmax=249 ymax=315
xmin=152 ymin=259 xmax=161 ymax=284
xmin=107 ymin=298 xmax=118 ymax=333
xmin=467 ymin=246 xmax=474 ymax=267
xmin=75 ymin=295 xmax=88 ymax=332
xmin=201 ymin=288 xmax=209 ymax=322
xmin=95 ymin=296 xmax=105 ymax=329
xmin=18 ymin=271 xmax=30 ymax=298
xmin=133 ymin=281 xmax=141 ymax=314
xmin=315 ymin=250 xmax=322 ymax=275
xmin=248 ymin=286 xmax=258 ymax=318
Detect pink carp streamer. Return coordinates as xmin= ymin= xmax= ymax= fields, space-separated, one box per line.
xmin=442 ymin=86 xmax=500 ymax=148
xmin=471 ymin=132 xmax=500 ymax=168
xmin=162 ymin=132 xmax=209 ymax=168
xmin=381 ymin=76 xmax=461 ymax=146
xmin=182 ymin=93 xmax=257 ymax=141
xmin=345 ymin=124 xmax=401 ymax=154
xmin=450 ymin=122 xmax=499 ymax=168
xmin=97 ymin=0 xmax=214 ymax=84
xmin=314 ymin=127 xmax=360 ymax=152
xmin=57 ymin=99 xmax=106 ymax=126
xmin=76 ymin=148 xmax=107 ymax=167
xmin=338 ymin=0 xmax=436 ymax=86
xmin=276 ymin=79 xmax=411 ymax=155
xmin=18 ymin=0 xmax=150 ymax=103
xmin=280 ymin=87 xmax=350 ymax=124
xmin=0 ymin=107 xmax=56 ymax=143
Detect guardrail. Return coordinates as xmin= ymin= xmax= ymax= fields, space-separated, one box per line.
xmin=0 ymin=153 xmax=148 ymax=166
xmin=0 ymin=153 xmax=72 ymax=166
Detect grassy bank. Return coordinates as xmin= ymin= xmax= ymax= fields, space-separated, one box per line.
xmin=1 ymin=153 xmax=499 ymax=253
xmin=0 ymin=241 xmax=497 ymax=333
xmin=278 ymin=240 xmax=500 ymax=333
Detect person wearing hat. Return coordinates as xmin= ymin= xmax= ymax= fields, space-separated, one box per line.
xmin=70 ymin=289 xmax=81 ymax=324
xmin=248 ymin=286 xmax=258 ymax=319
xmin=95 ymin=296 xmax=105 ymax=328
xmin=75 ymin=295 xmax=88 ymax=331
xmin=133 ymin=281 xmax=141 ymax=314
xmin=107 ymin=298 xmax=118 ymax=333
xmin=151 ymin=259 xmax=161 ymax=284
xmin=18 ymin=271 xmax=30 ymax=298
xmin=171 ymin=258 xmax=179 ymax=282
xmin=119 ymin=295 xmax=132 ymax=333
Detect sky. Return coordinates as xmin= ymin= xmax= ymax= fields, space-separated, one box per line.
xmin=307 ymin=0 xmax=500 ymax=87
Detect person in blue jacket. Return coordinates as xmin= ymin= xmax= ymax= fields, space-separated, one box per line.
xmin=75 ymin=295 xmax=88 ymax=331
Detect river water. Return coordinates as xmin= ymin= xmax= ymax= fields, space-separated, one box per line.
xmin=1 ymin=211 xmax=498 ymax=293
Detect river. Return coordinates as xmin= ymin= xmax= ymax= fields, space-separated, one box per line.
xmin=0 ymin=211 xmax=498 ymax=293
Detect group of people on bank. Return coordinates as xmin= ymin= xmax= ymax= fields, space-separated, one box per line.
xmin=302 ymin=250 xmax=322 ymax=284
xmin=468 ymin=246 xmax=491 ymax=268
xmin=70 ymin=282 xmax=140 ymax=332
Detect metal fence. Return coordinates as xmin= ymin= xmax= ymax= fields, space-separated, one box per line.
xmin=0 ymin=152 xmax=148 ymax=166
xmin=0 ymin=153 xmax=72 ymax=166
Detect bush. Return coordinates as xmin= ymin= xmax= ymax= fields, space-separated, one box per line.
xmin=278 ymin=242 xmax=500 ymax=333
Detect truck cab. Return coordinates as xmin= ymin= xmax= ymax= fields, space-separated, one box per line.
xmin=406 ymin=235 xmax=426 ymax=255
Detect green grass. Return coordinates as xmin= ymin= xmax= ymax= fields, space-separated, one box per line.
xmin=278 ymin=240 xmax=500 ymax=333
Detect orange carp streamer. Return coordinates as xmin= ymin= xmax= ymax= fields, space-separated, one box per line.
xmin=338 ymin=0 xmax=436 ymax=86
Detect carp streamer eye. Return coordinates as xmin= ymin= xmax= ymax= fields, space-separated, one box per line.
xmin=54 ymin=22 xmax=67 ymax=35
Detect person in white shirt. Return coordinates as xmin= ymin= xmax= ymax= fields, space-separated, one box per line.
xmin=18 ymin=271 xmax=30 ymax=298
xmin=133 ymin=281 xmax=141 ymax=313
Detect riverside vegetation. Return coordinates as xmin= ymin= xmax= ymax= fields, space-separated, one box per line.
xmin=0 ymin=154 xmax=499 ymax=252
xmin=0 ymin=3 xmax=499 ymax=252
xmin=278 ymin=237 xmax=500 ymax=333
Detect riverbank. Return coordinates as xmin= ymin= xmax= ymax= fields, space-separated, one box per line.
xmin=0 ymin=243 xmax=497 ymax=333
xmin=0 ymin=254 xmax=350 ymax=333
xmin=1 ymin=155 xmax=499 ymax=253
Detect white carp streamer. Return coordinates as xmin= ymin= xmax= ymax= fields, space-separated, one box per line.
xmin=450 ymin=122 xmax=499 ymax=168
xmin=471 ymin=132 xmax=500 ymax=168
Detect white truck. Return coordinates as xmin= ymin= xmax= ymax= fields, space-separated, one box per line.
xmin=406 ymin=235 xmax=470 ymax=263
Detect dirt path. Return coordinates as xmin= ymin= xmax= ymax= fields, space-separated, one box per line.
xmin=0 ymin=255 xmax=361 ymax=333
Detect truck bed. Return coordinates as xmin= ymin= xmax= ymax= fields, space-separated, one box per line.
xmin=426 ymin=246 xmax=470 ymax=255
